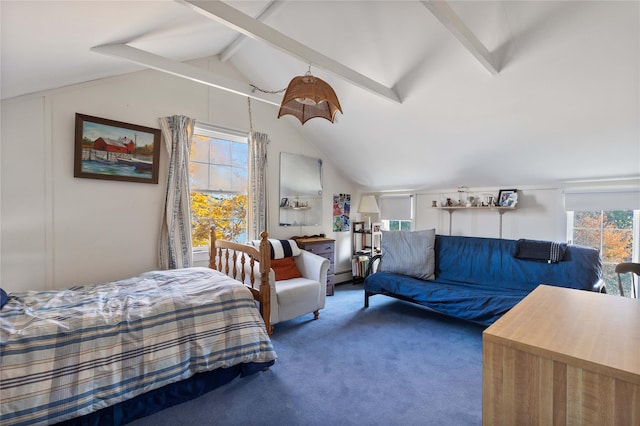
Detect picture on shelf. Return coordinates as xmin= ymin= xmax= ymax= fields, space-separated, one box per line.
xmin=353 ymin=221 xmax=364 ymax=233
xmin=498 ymin=189 xmax=518 ymax=207
xmin=280 ymin=198 xmax=288 ymax=207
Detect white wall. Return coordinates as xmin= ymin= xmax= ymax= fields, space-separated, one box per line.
xmin=414 ymin=187 xmax=567 ymax=240
xmin=5 ymin=55 xmax=628 ymax=293
xmin=1 ymin=57 xmax=359 ymax=291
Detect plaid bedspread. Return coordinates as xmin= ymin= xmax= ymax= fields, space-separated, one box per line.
xmin=0 ymin=267 xmax=276 ymax=425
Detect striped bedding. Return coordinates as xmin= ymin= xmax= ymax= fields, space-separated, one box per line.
xmin=0 ymin=267 xmax=277 ymax=426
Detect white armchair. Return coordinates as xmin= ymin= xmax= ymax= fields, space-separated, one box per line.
xmin=269 ymin=250 xmax=330 ymax=325
xmin=233 ymin=247 xmax=330 ymax=329
xmin=210 ymin=231 xmax=330 ymax=335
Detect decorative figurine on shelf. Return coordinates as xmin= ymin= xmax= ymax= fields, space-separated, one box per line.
xmin=457 ymin=185 xmax=468 ymax=205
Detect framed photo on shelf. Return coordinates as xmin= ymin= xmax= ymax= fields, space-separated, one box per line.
xmin=498 ymin=189 xmax=518 ymax=207
xmin=74 ymin=113 xmax=161 ymax=184
xmin=372 ymin=223 xmax=382 ymax=233
xmin=353 ymin=221 xmax=364 ymax=233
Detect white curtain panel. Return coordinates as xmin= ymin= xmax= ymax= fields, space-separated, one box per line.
xmin=248 ymin=131 xmax=269 ymax=240
xmin=158 ymin=115 xmax=195 ymax=269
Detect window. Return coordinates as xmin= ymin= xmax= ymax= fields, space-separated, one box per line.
xmin=383 ymin=220 xmax=412 ymax=231
xmin=567 ymin=210 xmax=639 ymax=295
xmin=190 ymin=123 xmax=249 ymax=247
xmin=379 ymin=195 xmax=413 ymax=231
xmin=564 ymin=187 xmax=640 ymax=295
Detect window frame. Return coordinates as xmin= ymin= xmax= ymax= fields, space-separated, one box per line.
xmin=566 ymin=209 xmax=639 ymax=295
xmin=190 ymin=122 xmax=249 ymax=260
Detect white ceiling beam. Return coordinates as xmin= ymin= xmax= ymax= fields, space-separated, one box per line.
xmin=220 ymin=0 xmax=284 ymax=62
xmin=178 ymin=0 xmax=402 ymax=104
xmin=421 ymin=1 xmax=499 ymax=75
xmin=90 ymin=43 xmax=281 ymax=106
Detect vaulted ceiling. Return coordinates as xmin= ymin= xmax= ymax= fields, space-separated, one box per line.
xmin=2 ymin=1 xmax=638 ymax=191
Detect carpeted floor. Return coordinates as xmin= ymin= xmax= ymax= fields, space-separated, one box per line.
xmin=130 ymin=283 xmax=485 ymax=426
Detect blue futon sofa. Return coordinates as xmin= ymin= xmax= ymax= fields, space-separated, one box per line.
xmin=364 ymin=234 xmax=603 ymax=326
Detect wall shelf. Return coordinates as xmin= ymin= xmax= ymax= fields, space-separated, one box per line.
xmin=280 ymin=206 xmax=311 ymax=211
xmin=434 ymin=206 xmax=516 ymax=238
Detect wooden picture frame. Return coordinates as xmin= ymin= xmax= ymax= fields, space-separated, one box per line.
xmin=353 ymin=221 xmax=364 ymax=233
xmin=74 ymin=113 xmax=161 ymax=184
xmin=498 ymin=189 xmax=518 ymax=207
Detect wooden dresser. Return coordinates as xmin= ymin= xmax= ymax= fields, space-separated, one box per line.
xmin=293 ymin=237 xmax=335 ymax=296
xmin=483 ymin=285 xmax=640 ymax=425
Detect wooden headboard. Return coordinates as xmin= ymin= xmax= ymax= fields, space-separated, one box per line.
xmin=209 ymin=229 xmax=273 ymax=335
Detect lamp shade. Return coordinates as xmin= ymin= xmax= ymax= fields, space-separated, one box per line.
xmin=358 ymin=195 xmax=380 ymax=213
xmin=278 ymin=74 xmax=342 ymax=125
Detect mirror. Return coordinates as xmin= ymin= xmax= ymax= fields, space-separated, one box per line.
xmin=279 ymin=152 xmax=323 ymax=226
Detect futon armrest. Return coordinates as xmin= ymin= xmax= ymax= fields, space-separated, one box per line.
xmin=593 ymin=278 xmax=606 ymax=293
xmin=295 ymin=250 xmax=330 ymax=285
xmin=366 ymin=254 xmax=382 ymax=276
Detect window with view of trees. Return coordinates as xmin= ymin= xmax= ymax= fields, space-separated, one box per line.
xmin=568 ymin=210 xmax=638 ymax=295
xmin=380 ymin=195 xmax=413 ymax=232
xmin=382 ymin=220 xmax=412 ymax=231
xmin=189 ymin=124 xmax=248 ymax=247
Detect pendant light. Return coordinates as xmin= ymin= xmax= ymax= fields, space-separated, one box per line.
xmin=278 ymin=69 xmax=342 ymax=125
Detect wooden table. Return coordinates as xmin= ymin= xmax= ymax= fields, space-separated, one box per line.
xmin=483 ymin=285 xmax=640 ymax=425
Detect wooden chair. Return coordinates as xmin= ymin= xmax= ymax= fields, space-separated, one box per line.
xmin=615 ymin=262 xmax=640 ymax=298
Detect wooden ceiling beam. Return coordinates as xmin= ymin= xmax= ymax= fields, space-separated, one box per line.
xmin=219 ymin=0 xmax=284 ymax=62
xmin=179 ymin=0 xmax=401 ymax=103
xmin=421 ymin=1 xmax=499 ymax=75
xmin=90 ymin=43 xmax=282 ymax=106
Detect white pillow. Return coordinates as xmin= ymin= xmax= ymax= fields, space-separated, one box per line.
xmin=379 ymin=229 xmax=436 ymax=280
xmin=251 ymin=239 xmax=301 ymax=259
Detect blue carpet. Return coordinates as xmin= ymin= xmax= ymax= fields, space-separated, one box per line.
xmin=130 ymin=283 xmax=484 ymax=426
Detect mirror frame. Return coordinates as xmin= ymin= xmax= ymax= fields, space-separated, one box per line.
xmin=279 ymin=152 xmax=323 ymax=227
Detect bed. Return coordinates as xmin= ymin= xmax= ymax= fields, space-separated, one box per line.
xmin=0 ymin=232 xmax=275 ymax=426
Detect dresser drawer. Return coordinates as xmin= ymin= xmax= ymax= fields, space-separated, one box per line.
xmin=302 ymin=242 xmax=334 ymax=256
xmin=311 ymin=251 xmax=335 ymax=265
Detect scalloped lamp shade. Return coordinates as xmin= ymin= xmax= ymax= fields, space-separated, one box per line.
xmin=278 ymin=74 xmax=343 ymax=125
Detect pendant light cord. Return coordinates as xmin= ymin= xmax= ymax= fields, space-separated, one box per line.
xmin=248 ymin=97 xmax=254 ymax=135
xmin=250 ymin=84 xmax=286 ymax=95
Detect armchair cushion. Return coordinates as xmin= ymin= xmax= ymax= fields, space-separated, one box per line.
xmin=271 ymin=257 xmax=302 ymax=281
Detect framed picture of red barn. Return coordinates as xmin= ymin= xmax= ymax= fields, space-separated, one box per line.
xmin=74 ymin=113 xmax=161 ymax=184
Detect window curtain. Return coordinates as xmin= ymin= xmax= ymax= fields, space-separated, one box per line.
xmin=248 ymin=131 xmax=269 ymax=240
xmin=158 ymin=115 xmax=195 ymax=269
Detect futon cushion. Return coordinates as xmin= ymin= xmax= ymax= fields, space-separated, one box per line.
xmin=252 ymin=239 xmax=301 ymax=259
xmin=271 ymin=257 xmax=303 ymax=281
xmin=380 ymin=229 xmax=436 ymax=280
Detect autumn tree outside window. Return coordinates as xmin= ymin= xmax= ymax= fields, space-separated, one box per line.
xmin=565 ymin=188 xmax=640 ymax=295
xmin=568 ymin=210 xmax=639 ymax=295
